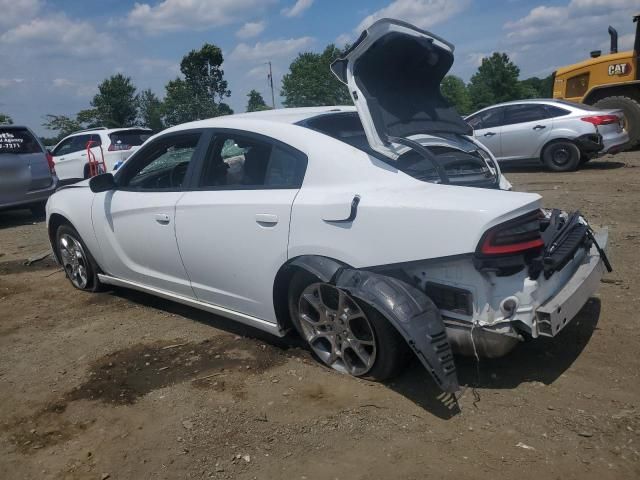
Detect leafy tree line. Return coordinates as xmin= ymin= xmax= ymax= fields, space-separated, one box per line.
xmin=280 ymin=48 xmax=553 ymax=116
xmin=41 ymin=42 xmax=552 ymax=143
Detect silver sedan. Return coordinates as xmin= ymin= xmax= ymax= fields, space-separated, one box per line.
xmin=466 ymin=99 xmax=628 ymax=171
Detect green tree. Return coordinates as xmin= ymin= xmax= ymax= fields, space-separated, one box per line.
xmin=440 ymin=75 xmax=472 ymax=115
xmin=519 ymin=74 xmax=554 ymax=98
xmin=42 ymin=114 xmax=83 ymax=141
xmin=246 ymin=89 xmax=271 ymax=112
xmin=0 ymin=113 xmax=13 ymax=125
xmin=281 ymin=44 xmax=352 ymax=107
xmin=138 ymin=89 xmax=164 ymax=131
xmin=88 ymin=73 xmax=139 ymax=127
xmin=468 ymin=53 xmax=524 ymax=110
xmin=162 ymin=43 xmax=232 ymax=126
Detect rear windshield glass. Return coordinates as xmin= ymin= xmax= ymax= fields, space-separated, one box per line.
xmin=109 ymin=129 xmax=152 ymax=147
xmin=0 ymin=128 xmax=42 ymax=154
xmin=302 ymin=112 xmax=495 ymax=186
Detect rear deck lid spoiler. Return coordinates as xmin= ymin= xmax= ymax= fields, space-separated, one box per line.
xmin=330 ymin=18 xmax=472 ymax=159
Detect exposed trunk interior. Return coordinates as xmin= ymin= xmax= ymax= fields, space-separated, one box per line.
xmin=352 ymin=32 xmax=472 ymax=140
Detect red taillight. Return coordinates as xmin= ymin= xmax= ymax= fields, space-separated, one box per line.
xmin=46 ymin=152 xmax=56 ymax=175
xmin=108 ymin=143 xmax=131 ymax=151
xmin=581 ymin=115 xmax=619 ymax=126
xmin=478 ymin=211 xmax=544 ymax=256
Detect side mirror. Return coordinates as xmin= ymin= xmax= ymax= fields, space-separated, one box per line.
xmin=89 ymin=173 xmax=117 ymax=193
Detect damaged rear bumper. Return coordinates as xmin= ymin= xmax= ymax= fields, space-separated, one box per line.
xmin=535 ymin=228 xmax=608 ymax=337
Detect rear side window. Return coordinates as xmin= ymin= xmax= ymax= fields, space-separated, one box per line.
xmin=0 ymin=128 xmax=42 ymax=154
xmin=109 ymin=129 xmax=152 ymax=150
xmin=545 ymin=105 xmax=570 ymax=118
xmin=200 ymin=133 xmax=306 ymax=189
xmin=502 ymin=105 xmax=548 ymax=125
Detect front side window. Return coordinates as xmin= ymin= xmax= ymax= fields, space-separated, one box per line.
xmin=53 ymin=137 xmax=75 ymax=156
xmin=467 ymin=108 xmax=504 ymax=130
xmin=200 ymin=133 xmax=304 ymax=189
xmin=119 ymin=133 xmax=201 ymax=190
xmin=503 ymin=105 xmax=548 ymax=125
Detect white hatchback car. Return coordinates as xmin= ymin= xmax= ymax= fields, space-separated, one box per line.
xmin=46 ymin=19 xmax=610 ymax=392
xmin=50 ymin=127 xmax=152 ymax=181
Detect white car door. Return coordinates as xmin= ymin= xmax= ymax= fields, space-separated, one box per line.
xmin=499 ymin=104 xmax=553 ymax=161
xmin=51 ymin=135 xmax=86 ymax=180
xmin=466 ymin=107 xmax=504 ymax=160
xmin=175 ymin=130 xmax=307 ymax=323
xmin=91 ymin=130 xmax=206 ymax=297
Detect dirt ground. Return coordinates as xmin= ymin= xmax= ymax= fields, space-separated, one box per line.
xmin=1 ymin=152 xmax=639 ymax=480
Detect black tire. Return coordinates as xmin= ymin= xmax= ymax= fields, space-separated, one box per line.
xmin=593 ymin=96 xmax=640 ymax=150
xmin=55 ymin=224 xmax=103 ymax=292
xmin=541 ymin=140 xmax=580 ymax=172
xmin=287 ymin=269 xmax=410 ymax=381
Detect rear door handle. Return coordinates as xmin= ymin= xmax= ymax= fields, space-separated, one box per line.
xmin=484 ymin=132 xmax=496 ymax=137
xmin=533 ymin=124 xmax=546 ymax=130
xmin=255 ymin=213 xmax=279 ymax=226
xmin=155 ymin=213 xmax=170 ymax=225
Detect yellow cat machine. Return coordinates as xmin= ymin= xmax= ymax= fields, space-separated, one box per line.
xmin=553 ymin=14 xmax=640 ymax=149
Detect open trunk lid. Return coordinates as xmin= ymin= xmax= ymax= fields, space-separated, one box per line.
xmin=330 ymin=18 xmax=472 ymax=159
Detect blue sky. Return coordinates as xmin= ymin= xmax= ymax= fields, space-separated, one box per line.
xmin=0 ymin=0 xmax=637 ymax=135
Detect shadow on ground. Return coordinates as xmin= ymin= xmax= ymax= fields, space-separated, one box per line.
xmin=0 ymin=209 xmax=44 ymax=229
xmin=501 ymin=160 xmax=625 ymax=173
xmin=106 ymin=287 xmax=600 ymax=420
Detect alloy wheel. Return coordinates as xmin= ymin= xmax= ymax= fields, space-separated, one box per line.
xmin=59 ymin=233 xmax=90 ymax=289
xmin=298 ymin=283 xmax=376 ymax=376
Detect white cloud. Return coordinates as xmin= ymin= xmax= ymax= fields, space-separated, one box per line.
xmin=0 ymin=0 xmax=41 ymax=30
xmin=138 ymin=58 xmax=181 ymax=76
xmin=51 ymin=78 xmax=96 ymax=97
xmin=0 ymin=15 xmax=114 ymax=57
xmin=126 ymin=0 xmax=274 ymax=34
xmin=281 ymin=0 xmax=314 ymax=18
xmin=335 ymin=33 xmax=353 ymax=46
xmin=505 ymin=0 xmax=637 ymax=44
xmin=357 ymin=0 xmax=470 ymax=32
xmin=230 ymin=37 xmax=315 ymax=61
xmin=501 ymin=0 xmax=637 ymax=79
xmin=0 ymin=78 xmax=24 ymax=88
xmin=236 ymin=21 xmax=266 ymax=39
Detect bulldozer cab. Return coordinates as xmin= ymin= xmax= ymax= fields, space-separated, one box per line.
xmin=553 ymin=14 xmax=640 ymax=149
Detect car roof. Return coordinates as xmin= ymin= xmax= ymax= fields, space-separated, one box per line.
xmin=162 ymin=106 xmax=357 ymax=133
xmin=468 ymin=99 xmax=586 ymax=117
xmin=64 ymin=127 xmax=152 ymax=138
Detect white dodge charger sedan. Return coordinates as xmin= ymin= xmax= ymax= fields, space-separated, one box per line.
xmin=46 ymin=19 xmax=610 ymax=392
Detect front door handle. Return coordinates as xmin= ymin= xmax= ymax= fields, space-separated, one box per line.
xmin=155 ymin=213 xmax=170 ymax=225
xmin=533 ymin=124 xmax=546 ymax=130
xmin=255 ymin=213 xmax=279 ymax=226
xmin=484 ymin=132 xmax=496 ymax=137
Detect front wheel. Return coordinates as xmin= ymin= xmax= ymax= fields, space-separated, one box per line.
xmin=288 ymin=270 xmax=409 ymax=380
xmin=542 ymin=140 xmax=580 ymax=172
xmin=55 ymin=224 xmax=103 ymax=292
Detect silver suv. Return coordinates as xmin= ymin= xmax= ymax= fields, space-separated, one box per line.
xmin=466 ymin=99 xmax=628 ymax=171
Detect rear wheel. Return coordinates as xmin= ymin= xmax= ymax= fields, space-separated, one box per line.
xmin=288 ymin=270 xmax=409 ymax=380
xmin=55 ymin=224 xmax=103 ymax=292
xmin=593 ymin=96 xmax=640 ymax=150
xmin=542 ymin=140 xmax=580 ymax=172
